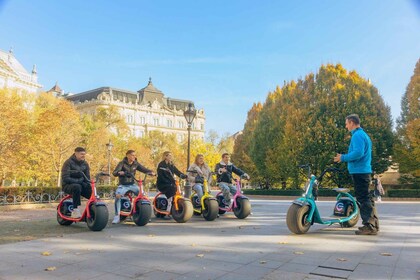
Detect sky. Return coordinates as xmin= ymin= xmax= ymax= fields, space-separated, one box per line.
xmin=1 ymin=0 xmax=419 ymax=136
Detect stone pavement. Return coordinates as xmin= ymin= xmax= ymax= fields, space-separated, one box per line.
xmin=0 ymin=199 xmax=419 ymax=280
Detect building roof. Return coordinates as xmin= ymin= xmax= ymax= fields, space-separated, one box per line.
xmin=0 ymin=48 xmax=28 ymax=75
xmin=66 ymin=79 xmax=194 ymax=111
xmin=48 ymin=82 xmax=62 ymax=93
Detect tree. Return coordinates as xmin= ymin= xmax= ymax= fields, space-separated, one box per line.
xmin=33 ymin=95 xmax=82 ymax=186
xmin=237 ymin=64 xmax=394 ymax=188
xmin=394 ymin=58 xmax=420 ymax=177
xmin=0 ymin=89 xmax=31 ymax=185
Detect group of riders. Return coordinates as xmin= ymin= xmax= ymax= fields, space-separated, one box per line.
xmin=61 ymin=147 xmax=249 ymax=223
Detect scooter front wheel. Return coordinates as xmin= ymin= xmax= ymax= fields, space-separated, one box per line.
xmin=202 ymin=198 xmax=218 ymax=221
xmin=133 ymin=201 xmax=152 ymax=226
xmin=171 ymin=198 xmax=193 ymax=223
xmin=233 ymin=197 xmax=251 ymax=219
xmin=86 ymin=204 xmax=109 ymax=231
xmin=286 ymin=204 xmax=311 ymax=234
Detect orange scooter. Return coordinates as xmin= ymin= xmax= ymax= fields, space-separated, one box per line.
xmin=153 ymin=168 xmax=193 ymax=223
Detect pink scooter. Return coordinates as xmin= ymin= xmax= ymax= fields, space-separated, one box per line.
xmin=216 ymin=174 xmax=251 ymax=219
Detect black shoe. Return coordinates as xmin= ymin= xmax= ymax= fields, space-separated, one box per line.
xmin=358 ymin=223 xmax=379 ymax=232
xmin=355 ymin=225 xmax=377 ymax=235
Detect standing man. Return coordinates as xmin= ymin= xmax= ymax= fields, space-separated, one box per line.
xmin=61 ymin=147 xmax=91 ymax=218
xmin=112 ymin=150 xmax=155 ymax=224
xmin=334 ymin=114 xmax=379 ymax=235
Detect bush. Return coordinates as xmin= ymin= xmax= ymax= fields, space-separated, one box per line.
xmin=387 ymin=189 xmax=420 ymax=198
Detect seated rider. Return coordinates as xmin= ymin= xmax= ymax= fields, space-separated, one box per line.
xmin=61 ymin=147 xmax=91 ymax=218
xmin=187 ymin=154 xmax=212 ymax=202
xmin=215 ymin=153 xmax=249 ymax=206
xmin=156 ymin=151 xmax=187 ymax=215
xmin=112 ymin=150 xmax=155 ymax=224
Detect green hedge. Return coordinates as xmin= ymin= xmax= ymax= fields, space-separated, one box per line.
xmin=387 ymin=189 xmax=420 ymax=198
xmin=244 ymin=188 xmax=420 ymax=198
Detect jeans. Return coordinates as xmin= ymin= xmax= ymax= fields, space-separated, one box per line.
xmin=114 ymin=184 xmax=139 ymax=215
xmin=193 ymin=183 xmax=204 ymax=200
xmin=218 ymin=182 xmax=237 ymax=202
xmin=352 ymin=174 xmax=378 ymax=228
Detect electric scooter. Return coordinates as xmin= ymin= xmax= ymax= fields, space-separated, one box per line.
xmin=153 ymin=168 xmax=193 ymax=223
xmin=57 ymin=172 xmax=109 ymax=231
xmin=216 ymin=174 xmax=251 ymax=219
xmin=117 ymin=173 xmax=154 ymax=226
xmin=188 ymin=170 xmax=218 ymax=221
xmin=286 ymin=165 xmax=359 ymax=234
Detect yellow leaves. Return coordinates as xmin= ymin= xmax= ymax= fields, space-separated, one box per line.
xmin=45 ymin=266 xmax=56 ymax=271
xmin=41 ymin=251 xmax=52 ymax=256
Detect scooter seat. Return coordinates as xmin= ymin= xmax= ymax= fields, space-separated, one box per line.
xmin=333 ymin=188 xmax=350 ymax=193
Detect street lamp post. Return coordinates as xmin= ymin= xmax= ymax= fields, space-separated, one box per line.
xmin=183 ymin=103 xmax=197 ymax=198
xmin=106 ymin=140 xmax=113 ymax=184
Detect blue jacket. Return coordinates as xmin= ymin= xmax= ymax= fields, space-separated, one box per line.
xmin=341 ymin=127 xmax=372 ymax=174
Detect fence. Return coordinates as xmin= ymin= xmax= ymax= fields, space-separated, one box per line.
xmin=0 ymin=189 xmax=115 ymax=206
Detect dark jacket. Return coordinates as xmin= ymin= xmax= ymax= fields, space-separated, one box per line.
xmin=61 ymin=154 xmax=90 ymax=187
xmin=156 ymin=160 xmax=185 ymax=188
xmin=215 ymin=161 xmax=245 ymax=184
xmin=112 ymin=157 xmax=153 ymax=185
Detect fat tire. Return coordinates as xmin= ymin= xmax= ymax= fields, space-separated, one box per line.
xmin=202 ymin=198 xmax=218 ymax=221
xmin=286 ymin=204 xmax=311 ymax=234
xmin=341 ymin=204 xmax=359 ymax=228
xmin=171 ymin=198 xmax=193 ymax=223
xmin=86 ymin=204 xmax=109 ymax=231
xmin=133 ymin=202 xmax=152 ymax=226
xmin=233 ymin=197 xmax=251 ymax=219
xmin=57 ymin=212 xmax=73 ymax=226
xmin=216 ymin=194 xmax=227 ymax=215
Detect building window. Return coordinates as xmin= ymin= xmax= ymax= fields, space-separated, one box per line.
xmin=178 ymin=121 xmax=185 ymax=129
xmin=153 ymin=118 xmax=159 ymax=126
xmin=200 ymin=123 xmax=204 ymax=130
xmin=127 ymin=115 xmax=133 ymax=124
xmin=167 ymin=120 xmax=173 ymax=127
xmin=139 ymin=117 xmax=146 ymax=125
xmin=177 ymin=134 xmax=185 ymax=142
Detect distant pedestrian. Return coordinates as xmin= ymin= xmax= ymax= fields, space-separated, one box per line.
xmin=334 ymin=114 xmax=379 ymax=235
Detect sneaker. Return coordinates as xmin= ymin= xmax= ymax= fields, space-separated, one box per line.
xmin=112 ymin=215 xmax=120 ymax=224
xmin=71 ymin=208 xmax=82 ymax=219
xmin=224 ymin=199 xmax=231 ymax=207
xmin=355 ymin=225 xmax=378 ymax=235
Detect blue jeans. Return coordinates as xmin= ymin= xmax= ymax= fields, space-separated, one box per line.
xmin=193 ymin=183 xmax=204 ymax=200
xmin=218 ymin=182 xmax=237 ymax=202
xmin=114 ymin=184 xmax=139 ymax=215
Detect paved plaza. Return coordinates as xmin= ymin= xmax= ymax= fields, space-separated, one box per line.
xmin=0 ymin=198 xmax=419 ymax=280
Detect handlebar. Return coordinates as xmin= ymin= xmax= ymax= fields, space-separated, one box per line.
xmin=124 ymin=171 xmax=155 ymax=182
xmin=69 ymin=170 xmax=109 ymax=182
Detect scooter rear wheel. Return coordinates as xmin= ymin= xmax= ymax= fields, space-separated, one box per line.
xmin=286 ymin=204 xmax=311 ymax=234
xmin=341 ymin=204 xmax=359 ymax=228
xmin=57 ymin=213 xmax=73 ymax=226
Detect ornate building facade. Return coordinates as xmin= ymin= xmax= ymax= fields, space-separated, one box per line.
xmin=0 ymin=48 xmax=42 ymax=93
xmin=66 ymin=79 xmax=205 ymax=141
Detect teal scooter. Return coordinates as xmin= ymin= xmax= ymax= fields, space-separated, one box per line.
xmin=286 ymin=165 xmax=359 ymax=234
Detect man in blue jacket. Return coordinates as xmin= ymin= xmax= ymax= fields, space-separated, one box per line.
xmin=334 ymin=114 xmax=378 ymax=235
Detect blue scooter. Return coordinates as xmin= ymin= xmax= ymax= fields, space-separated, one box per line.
xmin=286 ymin=165 xmax=359 ymax=234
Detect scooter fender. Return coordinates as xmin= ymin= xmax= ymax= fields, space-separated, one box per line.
xmin=94 ymin=201 xmax=107 ymax=207
xmin=292 ymin=198 xmax=317 ymax=224
xmin=139 ymin=199 xmax=151 ymax=205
